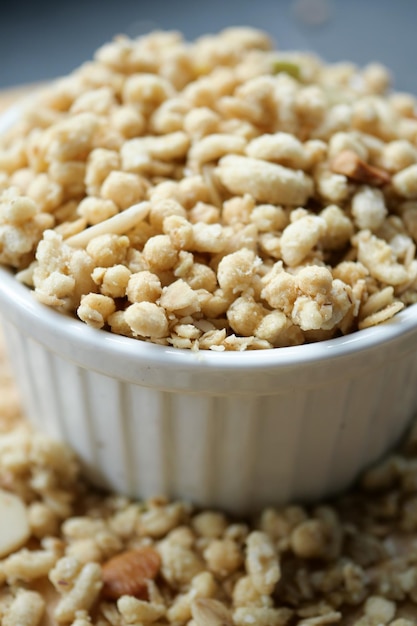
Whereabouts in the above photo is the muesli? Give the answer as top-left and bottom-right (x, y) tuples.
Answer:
(1, 27), (417, 350)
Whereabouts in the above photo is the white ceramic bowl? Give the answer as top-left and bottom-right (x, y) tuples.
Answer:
(1, 265), (417, 513)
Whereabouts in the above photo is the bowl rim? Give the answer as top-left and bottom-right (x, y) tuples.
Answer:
(1, 264), (417, 373)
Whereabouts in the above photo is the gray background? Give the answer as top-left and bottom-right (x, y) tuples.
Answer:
(1, 0), (416, 94)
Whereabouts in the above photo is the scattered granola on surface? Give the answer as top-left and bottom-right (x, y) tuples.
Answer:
(1, 27), (417, 351)
(2, 331), (417, 625)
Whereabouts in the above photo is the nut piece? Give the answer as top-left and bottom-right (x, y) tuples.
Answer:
(191, 598), (234, 626)
(101, 546), (161, 600)
(330, 149), (391, 186)
(0, 488), (30, 558)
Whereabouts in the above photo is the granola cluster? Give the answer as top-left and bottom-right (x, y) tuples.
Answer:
(1, 27), (417, 350)
(3, 395), (417, 625)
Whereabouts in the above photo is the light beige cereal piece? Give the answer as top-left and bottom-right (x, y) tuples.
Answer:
(320, 204), (354, 250)
(227, 296), (266, 336)
(68, 202), (150, 248)
(295, 271), (352, 332)
(126, 271), (162, 303)
(217, 249), (261, 293)
(233, 606), (293, 626)
(85, 148), (121, 196)
(2, 590), (45, 626)
(191, 512), (228, 538)
(48, 160), (86, 196)
(0, 207), (54, 269)
(122, 73), (175, 108)
(216, 95), (265, 126)
(290, 519), (330, 559)
(295, 84), (326, 124)
(158, 540), (205, 588)
(182, 263), (217, 292)
(92, 264), (131, 298)
(359, 301), (404, 329)
(261, 269), (298, 314)
(189, 223), (226, 254)
(28, 501), (59, 539)
(246, 132), (307, 169)
(160, 279), (201, 316)
(232, 574), (269, 608)
(351, 186), (387, 231)
(189, 202), (220, 225)
(124, 302), (168, 338)
(216, 155), (313, 205)
(328, 131), (368, 161)
(108, 310), (133, 337)
(280, 215), (326, 267)
(315, 166), (350, 204)
(121, 132), (190, 172)
(1, 189), (38, 224)
(250, 204), (288, 232)
(245, 531), (280, 595)
(100, 170), (148, 210)
(163, 215), (194, 250)
(191, 598), (234, 626)
(188, 134), (247, 170)
(70, 86), (116, 115)
(149, 198), (187, 231)
(137, 501), (186, 538)
(359, 286), (395, 319)
(203, 538), (243, 577)
(117, 595), (166, 624)
(111, 104), (146, 138)
(173, 249), (194, 278)
(380, 140), (417, 172)
(255, 310), (289, 345)
(27, 173), (63, 213)
(143, 234), (178, 271)
(364, 595), (396, 622)
(77, 197), (119, 225)
(303, 139), (327, 169)
(222, 194), (255, 226)
(65, 538), (102, 564)
(297, 612), (342, 625)
(86, 233), (129, 267)
(77, 293), (116, 329)
(167, 571), (217, 623)
(392, 164), (417, 199)
(3, 548), (58, 583)
(362, 62), (391, 94)
(0, 141), (27, 175)
(45, 112), (99, 162)
(183, 107), (220, 139)
(53, 562), (102, 623)
(150, 96), (191, 134)
(355, 230), (409, 285)
(0, 490), (30, 557)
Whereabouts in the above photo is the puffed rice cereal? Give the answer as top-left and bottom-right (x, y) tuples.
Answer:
(1, 27), (417, 350)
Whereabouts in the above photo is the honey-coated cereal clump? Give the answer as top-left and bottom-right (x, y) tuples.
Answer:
(1, 26), (417, 350)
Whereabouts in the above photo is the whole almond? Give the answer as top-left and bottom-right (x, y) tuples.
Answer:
(101, 546), (161, 600)
(191, 598), (234, 626)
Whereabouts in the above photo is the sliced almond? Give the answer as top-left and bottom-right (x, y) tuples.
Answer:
(330, 149), (391, 186)
(0, 488), (30, 557)
(191, 598), (234, 626)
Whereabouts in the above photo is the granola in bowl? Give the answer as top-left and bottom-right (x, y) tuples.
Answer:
(0, 27), (417, 351)
(1, 27), (417, 514)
